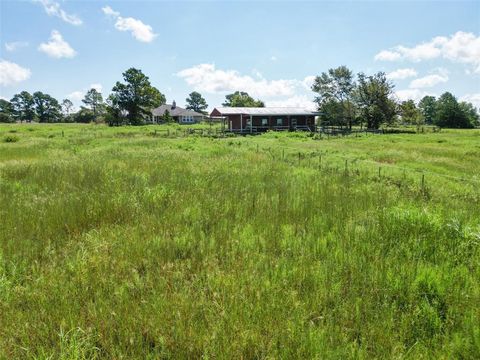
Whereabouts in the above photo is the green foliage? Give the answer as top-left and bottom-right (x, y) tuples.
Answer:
(105, 94), (126, 126)
(185, 91), (208, 114)
(313, 66), (356, 128)
(459, 101), (479, 127)
(355, 72), (397, 129)
(161, 109), (174, 123)
(419, 96), (437, 125)
(400, 100), (423, 126)
(111, 68), (166, 125)
(10, 91), (35, 122)
(32, 91), (62, 123)
(435, 92), (473, 129)
(222, 91), (264, 107)
(3, 134), (19, 142)
(61, 99), (74, 119)
(82, 88), (104, 117)
(0, 100), (14, 123)
(0, 124), (479, 358)
(73, 108), (96, 123)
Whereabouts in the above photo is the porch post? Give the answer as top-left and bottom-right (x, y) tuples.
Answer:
(240, 114), (243, 132)
(250, 115), (253, 134)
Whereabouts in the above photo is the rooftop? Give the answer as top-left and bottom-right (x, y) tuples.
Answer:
(152, 103), (204, 117)
(212, 107), (321, 116)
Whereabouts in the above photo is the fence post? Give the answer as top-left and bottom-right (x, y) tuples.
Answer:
(378, 167), (381, 178)
(345, 159), (348, 174)
(421, 173), (425, 193)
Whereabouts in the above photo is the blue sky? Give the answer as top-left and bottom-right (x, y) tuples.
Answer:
(1, 0), (479, 111)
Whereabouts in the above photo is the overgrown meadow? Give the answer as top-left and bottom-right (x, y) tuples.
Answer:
(1, 124), (479, 359)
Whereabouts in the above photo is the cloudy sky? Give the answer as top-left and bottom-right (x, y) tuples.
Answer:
(1, 0), (479, 111)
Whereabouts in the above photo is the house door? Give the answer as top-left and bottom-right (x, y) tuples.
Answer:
(291, 118), (297, 129)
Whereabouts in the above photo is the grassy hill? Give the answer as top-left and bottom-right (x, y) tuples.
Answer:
(1, 124), (479, 359)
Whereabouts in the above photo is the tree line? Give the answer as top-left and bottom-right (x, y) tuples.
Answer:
(0, 68), (211, 126)
(311, 66), (479, 129)
(1, 66), (478, 128)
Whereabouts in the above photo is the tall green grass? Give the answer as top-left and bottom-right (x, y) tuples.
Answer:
(0, 124), (479, 358)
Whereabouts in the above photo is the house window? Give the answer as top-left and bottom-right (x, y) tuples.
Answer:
(262, 118), (268, 126)
(276, 118), (283, 126)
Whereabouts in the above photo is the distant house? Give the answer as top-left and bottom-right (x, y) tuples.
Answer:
(151, 101), (204, 124)
(210, 107), (320, 132)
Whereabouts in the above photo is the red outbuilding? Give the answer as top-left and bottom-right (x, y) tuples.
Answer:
(210, 107), (320, 132)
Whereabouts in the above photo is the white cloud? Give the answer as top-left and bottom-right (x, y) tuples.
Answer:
(270, 56), (278, 61)
(38, 30), (76, 58)
(66, 83), (104, 105)
(374, 31), (480, 73)
(302, 75), (316, 90)
(266, 95), (316, 110)
(177, 63), (299, 97)
(66, 90), (84, 102)
(90, 83), (103, 93)
(409, 71), (449, 89)
(395, 89), (435, 103)
(386, 68), (418, 80)
(5, 41), (29, 52)
(460, 93), (480, 108)
(0, 60), (31, 86)
(101, 6), (119, 17)
(374, 50), (402, 61)
(102, 6), (156, 43)
(34, 0), (82, 26)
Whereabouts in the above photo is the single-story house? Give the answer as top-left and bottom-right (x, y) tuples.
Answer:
(151, 101), (204, 124)
(210, 107), (320, 132)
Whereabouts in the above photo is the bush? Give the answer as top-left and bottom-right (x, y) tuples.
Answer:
(0, 113), (15, 123)
(3, 135), (19, 143)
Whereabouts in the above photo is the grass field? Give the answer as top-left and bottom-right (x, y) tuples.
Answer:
(1, 124), (479, 359)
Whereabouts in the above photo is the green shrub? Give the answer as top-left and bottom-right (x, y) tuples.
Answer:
(3, 135), (19, 143)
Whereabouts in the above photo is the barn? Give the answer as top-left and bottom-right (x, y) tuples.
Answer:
(210, 107), (320, 132)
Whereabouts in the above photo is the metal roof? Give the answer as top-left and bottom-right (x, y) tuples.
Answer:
(152, 104), (204, 117)
(212, 107), (320, 116)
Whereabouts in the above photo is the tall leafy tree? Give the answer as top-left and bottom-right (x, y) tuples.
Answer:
(61, 99), (74, 117)
(354, 72), (397, 129)
(0, 99), (14, 123)
(32, 91), (62, 123)
(222, 91), (264, 107)
(161, 110), (174, 123)
(105, 94), (126, 126)
(73, 108), (96, 123)
(418, 96), (437, 125)
(185, 91), (208, 114)
(82, 88), (104, 116)
(434, 92), (472, 128)
(111, 68), (165, 125)
(459, 101), (479, 127)
(400, 100), (423, 126)
(10, 91), (36, 122)
(312, 66), (356, 128)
